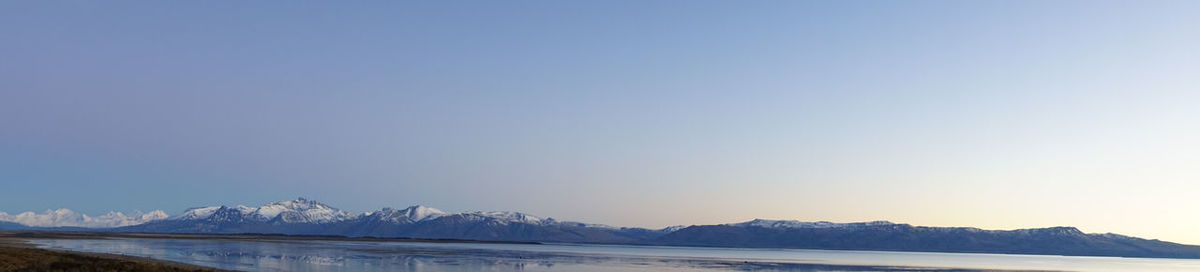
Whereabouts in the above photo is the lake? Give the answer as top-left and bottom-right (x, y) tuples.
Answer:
(30, 238), (1200, 271)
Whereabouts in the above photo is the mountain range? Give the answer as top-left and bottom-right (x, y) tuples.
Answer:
(115, 198), (664, 243)
(4, 197), (1200, 259)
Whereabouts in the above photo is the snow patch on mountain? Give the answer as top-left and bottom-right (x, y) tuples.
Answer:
(730, 219), (896, 229)
(0, 209), (168, 228)
(564, 222), (619, 229)
(367, 206), (448, 222)
(462, 211), (550, 225)
(366, 205), (447, 223)
(660, 225), (688, 232)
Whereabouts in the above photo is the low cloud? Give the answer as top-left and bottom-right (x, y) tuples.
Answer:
(0, 209), (169, 228)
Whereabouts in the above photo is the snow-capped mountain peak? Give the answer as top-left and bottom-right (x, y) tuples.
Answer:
(402, 205), (447, 221)
(254, 198), (358, 223)
(173, 198), (358, 224)
(175, 206), (221, 220)
(255, 198), (318, 218)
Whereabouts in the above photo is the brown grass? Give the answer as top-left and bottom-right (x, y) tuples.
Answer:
(0, 237), (229, 272)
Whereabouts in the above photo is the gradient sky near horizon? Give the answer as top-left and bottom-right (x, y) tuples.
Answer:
(2, 1), (1199, 243)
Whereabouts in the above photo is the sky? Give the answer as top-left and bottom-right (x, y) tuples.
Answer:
(1, 1), (1198, 244)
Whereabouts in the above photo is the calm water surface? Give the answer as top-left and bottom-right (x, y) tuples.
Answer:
(30, 238), (1200, 272)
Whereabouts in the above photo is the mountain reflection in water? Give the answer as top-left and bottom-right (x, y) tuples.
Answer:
(31, 238), (1200, 272)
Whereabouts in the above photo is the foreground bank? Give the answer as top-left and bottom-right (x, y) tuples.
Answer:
(0, 233), (226, 272)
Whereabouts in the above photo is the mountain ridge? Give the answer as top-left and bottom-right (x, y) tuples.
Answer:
(3, 197), (1199, 259)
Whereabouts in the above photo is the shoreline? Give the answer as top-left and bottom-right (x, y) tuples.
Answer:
(2, 230), (1078, 272)
(0, 235), (229, 272)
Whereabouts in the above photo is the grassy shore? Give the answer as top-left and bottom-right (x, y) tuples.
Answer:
(0, 236), (228, 272)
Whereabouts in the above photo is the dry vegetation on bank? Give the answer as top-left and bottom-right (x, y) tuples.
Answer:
(0, 231), (228, 272)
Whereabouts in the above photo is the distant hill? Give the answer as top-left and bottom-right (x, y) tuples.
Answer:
(0, 221), (31, 230)
(651, 220), (1200, 258)
(7, 198), (1200, 259)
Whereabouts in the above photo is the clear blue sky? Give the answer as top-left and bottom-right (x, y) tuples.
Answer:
(2, 1), (1199, 243)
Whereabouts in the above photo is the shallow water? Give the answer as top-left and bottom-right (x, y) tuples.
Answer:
(30, 238), (1200, 272)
